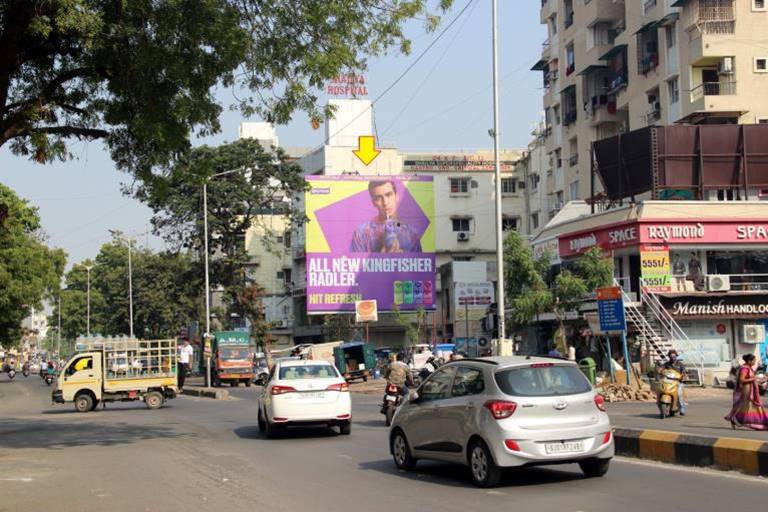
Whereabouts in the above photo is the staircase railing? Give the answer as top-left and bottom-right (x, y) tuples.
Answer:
(613, 280), (670, 363)
(641, 287), (706, 383)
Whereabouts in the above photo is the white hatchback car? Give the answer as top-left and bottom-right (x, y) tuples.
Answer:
(258, 359), (352, 437)
(389, 357), (614, 487)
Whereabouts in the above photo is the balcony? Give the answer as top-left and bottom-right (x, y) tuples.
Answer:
(582, 0), (625, 30)
(607, 73), (628, 94)
(694, 0), (735, 35)
(586, 96), (621, 126)
(645, 107), (662, 125)
(563, 110), (577, 126)
(541, 38), (551, 59)
(690, 80), (736, 102)
(565, 63), (575, 76)
(638, 53), (659, 75)
(568, 154), (578, 167)
(564, 11), (574, 29)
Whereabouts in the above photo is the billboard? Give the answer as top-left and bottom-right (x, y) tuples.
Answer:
(305, 176), (435, 313)
(454, 282), (494, 321)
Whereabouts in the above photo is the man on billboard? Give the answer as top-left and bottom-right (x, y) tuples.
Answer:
(349, 180), (422, 253)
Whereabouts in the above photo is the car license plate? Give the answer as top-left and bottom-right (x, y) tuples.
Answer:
(545, 441), (583, 454)
(385, 395), (397, 402)
(299, 392), (325, 399)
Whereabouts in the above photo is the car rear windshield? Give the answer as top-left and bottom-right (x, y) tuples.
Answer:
(494, 365), (591, 397)
(279, 365), (338, 380)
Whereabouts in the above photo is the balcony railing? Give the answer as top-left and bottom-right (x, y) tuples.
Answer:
(646, 108), (661, 124)
(690, 81), (737, 101)
(568, 154), (578, 166)
(638, 53), (659, 74)
(563, 110), (577, 126)
(696, 0), (735, 34)
(607, 73), (628, 94)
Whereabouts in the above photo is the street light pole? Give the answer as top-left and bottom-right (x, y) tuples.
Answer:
(491, 0), (506, 343)
(203, 180), (212, 388)
(127, 238), (134, 338)
(57, 294), (62, 356)
(83, 264), (93, 336)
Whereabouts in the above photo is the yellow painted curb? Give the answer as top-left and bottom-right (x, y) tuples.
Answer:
(713, 438), (763, 475)
(638, 430), (679, 463)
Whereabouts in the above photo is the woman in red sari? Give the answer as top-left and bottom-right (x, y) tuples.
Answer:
(725, 354), (768, 430)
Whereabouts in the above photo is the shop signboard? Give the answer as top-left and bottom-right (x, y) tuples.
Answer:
(640, 245), (671, 292)
(304, 175), (435, 313)
(658, 294), (768, 319)
(597, 286), (626, 333)
(455, 282), (494, 321)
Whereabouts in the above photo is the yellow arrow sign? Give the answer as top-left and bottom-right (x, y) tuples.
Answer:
(353, 135), (381, 166)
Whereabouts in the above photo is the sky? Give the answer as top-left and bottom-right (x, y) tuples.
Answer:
(0, 1), (545, 266)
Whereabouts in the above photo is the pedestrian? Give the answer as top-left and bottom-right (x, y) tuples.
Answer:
(178, 338), (194, 391)
(725, 354), (768, 430)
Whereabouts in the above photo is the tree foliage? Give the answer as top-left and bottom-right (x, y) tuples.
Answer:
(230, 282), (273, 367)
(0, 183), (66, 344)
(1, 0), (453, 174)
(504, 231), (613, 334)
(136, 137), (307, 291)
(392, 305), (426, 346)
(51, 236), (201, 339)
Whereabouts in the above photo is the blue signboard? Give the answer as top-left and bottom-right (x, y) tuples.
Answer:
(597, 287), (626, 333)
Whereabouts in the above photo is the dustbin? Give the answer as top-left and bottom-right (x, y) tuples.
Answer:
(578, 357), (597, 385)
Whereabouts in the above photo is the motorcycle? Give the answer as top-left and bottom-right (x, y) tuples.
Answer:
(22, 363), (30, 378)
(382, 383), (405, 427)
(44, 368), (56, 386)
(656, 367), (682, 419)
(7, 368), (16, 380)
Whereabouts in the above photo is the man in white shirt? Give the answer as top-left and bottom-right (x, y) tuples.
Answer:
(178, 339), (194, 390)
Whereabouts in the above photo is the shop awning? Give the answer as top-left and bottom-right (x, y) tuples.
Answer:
(671, 0), (688, 6)
(659, 12), (680, 26)
(635, 20), (661, 34)
(531, 59), (548, 71)
(599, 44), (627, 61)
(577, 64), (608, 76)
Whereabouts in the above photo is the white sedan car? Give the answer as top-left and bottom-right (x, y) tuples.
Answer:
(258, 359), (352, 437)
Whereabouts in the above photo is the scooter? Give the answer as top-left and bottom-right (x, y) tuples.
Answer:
(381, 383), (405, 427)
(44, 368), (56, 386)
(656, 366), (682, 419)
(7, 368), (16, 380)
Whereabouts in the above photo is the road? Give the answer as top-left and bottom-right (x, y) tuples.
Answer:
(1, 377), (766, 512)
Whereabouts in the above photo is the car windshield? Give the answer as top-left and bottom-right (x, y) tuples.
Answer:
(494, 365), (591, 397)
(279, 365), (338, 380)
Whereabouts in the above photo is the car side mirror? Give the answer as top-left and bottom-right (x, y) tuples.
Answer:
(408, 390), (420, 403)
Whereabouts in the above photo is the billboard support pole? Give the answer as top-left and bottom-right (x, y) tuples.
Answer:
(365, 322), (369, 343)
(465, 302), (470, 343)
(621, 332), (632, 386)
(491, 0), (506, 343)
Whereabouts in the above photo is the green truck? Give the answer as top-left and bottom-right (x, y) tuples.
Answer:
(333, 341), (376, 382)
(211, 331), (255, 387)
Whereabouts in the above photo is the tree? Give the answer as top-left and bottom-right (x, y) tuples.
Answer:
(504, 231), (613, 348)
(323, 314), (355, 343)
(0, 183), (65, 344)
(1, 1), (453, 174)
(51, 237), (201, 339)
(230, 282), (274, 368)
(391, 305), (426, 347)
(136, 138), (307, 291)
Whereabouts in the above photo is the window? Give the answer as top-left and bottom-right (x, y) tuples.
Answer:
(283, 230), (292, 248)
(715, 188), (742, 201)
(451, 367), (485, 397)
(279, 364), (339, 380)
(283, 269), (292, 286)
(501, 178), (516, 194)
(420, 366), (457, 402)
(553, 105), (561, 125)
(554, 148), (562, 169)
(450, 177), (470, 194)
(550, 13), (558, 35)
(758, 117), (768, 124)
(556, 191), (564, 207)
(452, 218), (472, 232)
(665, 24), (677, 49)
(530, 173), (540, 190)
(565, 44), (575, 75)
(494, 365), (592, 397)
(502, 217), (518, 232)
(754, 0), (767, 10)
(531, 213), (539, 230)
(66, 356), (93, 376)
(562, 86), (577, 124)
(668, 78), (680, 103)
(569, 181), (579, 200)
(276, 271), (285, 280)
(754, 57), (768, 73)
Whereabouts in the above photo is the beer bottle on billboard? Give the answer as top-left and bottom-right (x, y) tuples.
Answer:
(393, 281), (404, 305)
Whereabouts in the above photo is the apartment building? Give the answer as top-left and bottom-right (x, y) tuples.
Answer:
(534, 0), (768, 212)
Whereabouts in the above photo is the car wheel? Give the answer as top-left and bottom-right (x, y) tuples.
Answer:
(385, 405), (395, 427)
(74, 393), (93, 413)
(579, 458), (611, 478)
(245, 380), (252, 387)
(468, 439), (502, 488)
(391, 430), (416, 470)
(145, 391), (164, 410)
(339, 421), (351, 435)
(264, 416), (283, 439)
(257, 408), (266, 433)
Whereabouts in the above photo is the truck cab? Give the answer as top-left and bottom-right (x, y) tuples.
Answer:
(211, 331), (255, 387)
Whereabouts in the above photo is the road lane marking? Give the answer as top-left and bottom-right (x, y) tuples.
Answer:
(0, 478), (33, 482)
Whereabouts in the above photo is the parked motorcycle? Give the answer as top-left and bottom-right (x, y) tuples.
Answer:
(656, 366), (682, 419)
(382, 383), (405, 427)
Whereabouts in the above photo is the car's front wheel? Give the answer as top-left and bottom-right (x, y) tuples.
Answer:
(468, 439), (502, 488)
(391, 430), (417, 470)
(579, 458), (611, 478)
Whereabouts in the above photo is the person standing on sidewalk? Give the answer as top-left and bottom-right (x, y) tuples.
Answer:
(726, 354), (768, 430)
(178, 339), (194, 391)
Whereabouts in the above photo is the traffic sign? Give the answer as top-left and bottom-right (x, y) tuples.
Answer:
(597, 286), (626, 333)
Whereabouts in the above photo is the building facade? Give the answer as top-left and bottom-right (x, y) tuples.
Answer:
(534, 0), (768, 206)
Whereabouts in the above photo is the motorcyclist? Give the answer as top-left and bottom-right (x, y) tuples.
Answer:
(660, 350), (686, 416)
(381, 353), (414, 412)
(40, 359), (48, 378)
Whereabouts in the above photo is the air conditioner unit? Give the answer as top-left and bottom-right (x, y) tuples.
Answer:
(719, 57), (734, 75)
(707, 274), (730, 292)
(457, 231), (470, 242)
(743, 324), (765, 344)
(276, 319), (289, 328)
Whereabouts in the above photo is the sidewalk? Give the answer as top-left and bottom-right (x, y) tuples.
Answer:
(607, 387), (768, 441)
